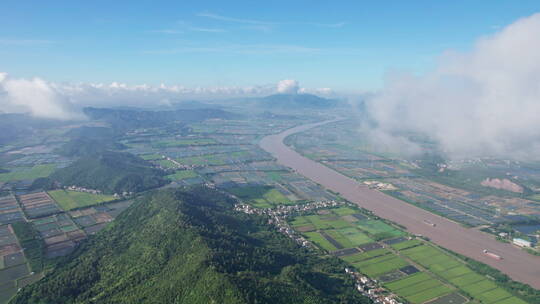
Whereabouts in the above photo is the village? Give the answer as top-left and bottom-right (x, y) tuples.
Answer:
(234, 200), (404, 304)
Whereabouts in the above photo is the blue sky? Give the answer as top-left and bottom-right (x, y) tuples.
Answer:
(1, 1), (539, 92)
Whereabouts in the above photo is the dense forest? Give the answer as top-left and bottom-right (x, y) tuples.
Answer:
(44, 151), (167, 194)
(56, 126), (126, 157)
(11, 187), (369, 304)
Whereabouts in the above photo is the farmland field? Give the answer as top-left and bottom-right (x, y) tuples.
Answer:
(0, 164), (56, 182)
(390, 239), (422, 250)
(356, 219), (405, 240)
(394, 242), (527, 304)
(0, 264), (29, 285)
(287, 201), (532, 304)
(156, 159), (177, 168)
(331, 207), (358, 216)
(48, 190), (116, 211)
(304, 231), (337, 251)
(0, 281), (17, 304)
(177, 154), (226, 166)
(153, 138), (217, 148)
(166, 170), (198, 181)
(385, 272), (453, 304)
(140, 154), (162, 160)
(353, 255), (408, 277)
(341, 248), (390, 263)
(227, 186), (293, 208)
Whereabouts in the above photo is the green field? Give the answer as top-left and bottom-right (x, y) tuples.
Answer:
(0, 164), (56, 182)
(140, 154), (162, 160)
(356, 219), (405, 240)
(48, 190), (116, 211)
(396, 243), (527, 303)
(177, 154), (226, 166)
(153, 138), (217, 148)
(353, 255), (408, 277)
(265, 172), (284, 182)
(227, 186), (292, 208)
(289, 204), (531, 304)
(400, 245), (464, 274)
(291, 209), (397, 253)
(304, 231), (337, 251)
(337, 227), (373, 246)
(290, 216), (310, 227)
(406, 285), (453, 304)
(166, 170), (198, 181)
(156, 159), (177, 168)
(325, 230), (354, 248)
(390, 239), (422, 250)
(342, 248), (391, 264)
(384, 272), (453, 304)
(331, 207), (358, 216)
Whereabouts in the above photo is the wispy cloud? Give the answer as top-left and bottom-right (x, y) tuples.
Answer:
(188, 27), (227, 33)
(149, 21), (226, 35)
(146, 29), (183, 34)
(306, 21), (345, 28)
(143, 43), (320, 55)
(197, 12), (272, 25)
(0, 39), (54, 46)
(197, 12), (345, 29)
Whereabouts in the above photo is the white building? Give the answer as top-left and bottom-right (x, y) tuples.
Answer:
(513, 238), (532, 247)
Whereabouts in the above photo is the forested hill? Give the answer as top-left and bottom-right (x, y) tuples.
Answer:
(11, 187), (369, 304)
(48, 151), (167, 194)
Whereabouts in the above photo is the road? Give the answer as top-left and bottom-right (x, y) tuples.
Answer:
(259, 120), (540, 289)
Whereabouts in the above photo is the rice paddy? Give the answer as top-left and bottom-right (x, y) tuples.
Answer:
(48, 190), (116, 211)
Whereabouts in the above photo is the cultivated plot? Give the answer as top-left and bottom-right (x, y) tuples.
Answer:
(48, 190), (116, 211)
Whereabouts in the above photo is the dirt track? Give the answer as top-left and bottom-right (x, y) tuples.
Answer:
(259, 120), (540, 289)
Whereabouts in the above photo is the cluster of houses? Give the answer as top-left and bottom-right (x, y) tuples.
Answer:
(65, 185), (135, 199)
(234, 200), (404, 303)
(65, 185), (102, 194)
(113, 191), (133, 198)
(363, 181), (397, 191)
(234, 200), (343, 248)
(496, 231), (538, 250)
(234, 199), (342, 218)
(345, 268), (403, 304)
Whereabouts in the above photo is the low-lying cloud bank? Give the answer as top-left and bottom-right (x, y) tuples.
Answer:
(0, 74), (333, 120)
(366, 13), (540, 160)
(0, 73), (84, 120)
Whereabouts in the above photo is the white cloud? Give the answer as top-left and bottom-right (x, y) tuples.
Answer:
(0, 74), (83, 120)
(277, 79), (299, 94)
(0, 74), (333, 119)
(366, 13), (540, 160)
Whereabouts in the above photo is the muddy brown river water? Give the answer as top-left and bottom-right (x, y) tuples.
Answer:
(259, 120), (540, 289)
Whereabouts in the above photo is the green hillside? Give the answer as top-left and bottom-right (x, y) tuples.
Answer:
(47, 151), (167, 194)
(11, 187), (368, 304)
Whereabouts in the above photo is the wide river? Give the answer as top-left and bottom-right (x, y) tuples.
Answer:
(259, 120), (540, 289)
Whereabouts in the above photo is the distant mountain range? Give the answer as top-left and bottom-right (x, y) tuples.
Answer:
(229, 93), (343, 110)
(258, 93), (342, 109)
